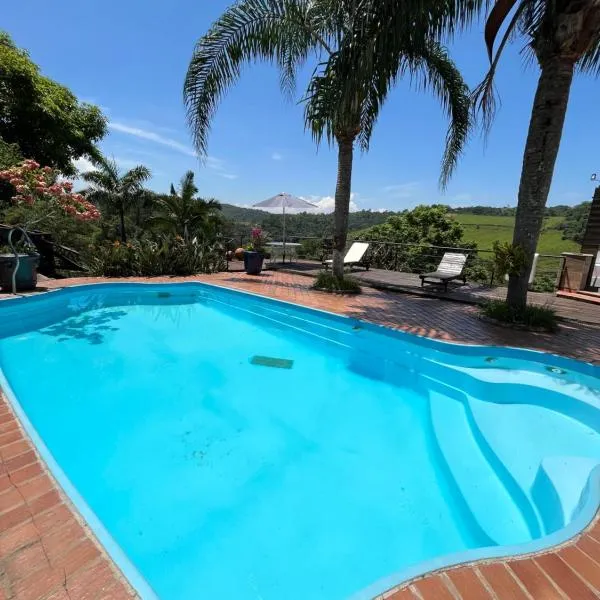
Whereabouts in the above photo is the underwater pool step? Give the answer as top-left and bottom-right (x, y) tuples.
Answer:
(532, 456), (599, 535)
(429, 390), (533, 547)
(469, 395), (600, 537)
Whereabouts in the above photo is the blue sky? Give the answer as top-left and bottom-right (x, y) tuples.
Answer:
(4, 1), (598, 212)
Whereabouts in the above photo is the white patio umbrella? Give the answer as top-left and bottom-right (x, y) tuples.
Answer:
(253, 193), (318, 262)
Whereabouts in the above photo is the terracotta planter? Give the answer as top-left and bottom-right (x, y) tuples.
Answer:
(243, 251), (264, 275)
(0, 253), (40, 292)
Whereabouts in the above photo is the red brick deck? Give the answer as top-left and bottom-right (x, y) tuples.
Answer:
(1, 272), (600, 599)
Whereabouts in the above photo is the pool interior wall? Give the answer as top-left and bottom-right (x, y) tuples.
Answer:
(0, 283), (599, 600)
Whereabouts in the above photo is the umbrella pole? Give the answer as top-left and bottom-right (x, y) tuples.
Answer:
(282, 204), (286, 264)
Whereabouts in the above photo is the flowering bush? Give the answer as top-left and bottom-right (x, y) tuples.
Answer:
(0, 159), (100, 222)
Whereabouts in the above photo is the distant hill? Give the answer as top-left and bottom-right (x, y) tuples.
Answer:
(221, 203), (393, 241)
(221, 201), (590, 253)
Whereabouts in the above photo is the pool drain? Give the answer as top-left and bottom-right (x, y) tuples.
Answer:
(250, 355), (294, 369)
(546, 366), (567, 375)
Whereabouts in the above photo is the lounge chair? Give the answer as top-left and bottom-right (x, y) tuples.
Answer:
(323, 242), (370, 271)
(419, 252), (467, 292)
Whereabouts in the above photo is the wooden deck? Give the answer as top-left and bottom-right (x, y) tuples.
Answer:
(263, 260), (600, 325)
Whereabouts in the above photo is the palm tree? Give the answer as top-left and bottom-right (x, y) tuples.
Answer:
(148, 170), (221, 241)
(83, 158), (151, 242)
(184, 0), (472, 278)
(472, 0), (600, 309)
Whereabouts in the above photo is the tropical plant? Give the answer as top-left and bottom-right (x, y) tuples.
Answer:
(82, 157), (151, 243)
(184, 0), (472, 278)
(492, 241), (527, 279)
(148, 170), (221, 241)
(89, 235), (226, 277)
(472, 0), (600, 309)
(0, 32), (106, 175)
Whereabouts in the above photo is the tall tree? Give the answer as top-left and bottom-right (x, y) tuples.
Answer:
(82, 158), (151, 243)
(148, 170), (221, 241)
(475, 0), (600, 308)
(184, 0), (471, 277)
(0, 32), (106, 175)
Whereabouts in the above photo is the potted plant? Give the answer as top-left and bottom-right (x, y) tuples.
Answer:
(0, 238), (40, 292)
(244, 227), (267, 275)
(0, 159), (100, 292)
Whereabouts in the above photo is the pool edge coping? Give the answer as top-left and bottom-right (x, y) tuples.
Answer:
(1, 278), (600, 599)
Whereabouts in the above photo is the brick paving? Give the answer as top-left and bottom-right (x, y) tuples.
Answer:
(1, 271), (600, 599)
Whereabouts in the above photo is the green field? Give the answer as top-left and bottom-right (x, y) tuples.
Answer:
(451, 214), (579, 255)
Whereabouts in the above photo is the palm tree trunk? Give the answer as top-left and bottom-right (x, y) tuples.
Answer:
(507, 54), (575, 309)
(119, 204), (127, 243)
(332, 134), (355, 278)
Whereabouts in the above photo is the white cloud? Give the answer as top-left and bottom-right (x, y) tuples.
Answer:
(271, 152), (283, 161)
(205, 155), (238, 179)
(383, 182), (420, 199)
(108, 120), (238, 179)
(108, 121), (197, 157)
(72, 157), (95, 174)
(300, 193), (359, 214)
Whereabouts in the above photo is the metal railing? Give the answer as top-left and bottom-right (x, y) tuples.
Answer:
(227, 233), (565, 292)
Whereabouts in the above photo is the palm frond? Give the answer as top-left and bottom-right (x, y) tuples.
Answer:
(179, 170), (198, 202)
(485, 0), (519, 61)
(405, 41), (472, 188)
(473, 0), (528, 132)
(184, 0), (319, 156)
(579, 41), (600, 75)
(122, 165), (151, 189)
(81, 170), (116, 191)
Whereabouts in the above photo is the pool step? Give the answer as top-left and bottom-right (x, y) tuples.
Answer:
(532, 456), (599, 535)
(428, 387), (533, 547)
(469, 396), (600, 537)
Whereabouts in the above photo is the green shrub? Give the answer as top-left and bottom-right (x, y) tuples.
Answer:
(297, 238), (323, 260)
(492, 241), (527, 277)
(530, 273), (557, 293)
(313, 271), (361, 294)
(465, 259), (495, 285)
(89, 236), (226, 277)
(481, 299), (559, 332)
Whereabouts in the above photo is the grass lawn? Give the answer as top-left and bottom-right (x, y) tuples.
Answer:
(450, 214), (579, 255)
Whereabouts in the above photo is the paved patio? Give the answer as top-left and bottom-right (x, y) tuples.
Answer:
(1, 271), (600, 600)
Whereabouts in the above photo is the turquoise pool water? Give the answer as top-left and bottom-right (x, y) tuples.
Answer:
(1, 283), (599, 600)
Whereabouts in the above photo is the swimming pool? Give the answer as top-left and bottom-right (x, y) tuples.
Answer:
(0, 282), (599, 599)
